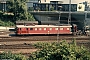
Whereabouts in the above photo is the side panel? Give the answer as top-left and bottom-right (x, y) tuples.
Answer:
(59, 27), (72, 34)
(20, 28), (27, 34)
(28, 27), (72, 34)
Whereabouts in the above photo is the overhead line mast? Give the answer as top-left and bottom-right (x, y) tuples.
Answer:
(68, 0), (71, 24)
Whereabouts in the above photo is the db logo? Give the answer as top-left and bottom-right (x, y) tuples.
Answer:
(78, 6), (82, 9)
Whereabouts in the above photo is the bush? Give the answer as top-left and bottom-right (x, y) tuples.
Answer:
(0, 52), (28, 60)
(29, 40), (90, 60)
(0, 40), (90, 60)
(50, 7), (54, 11)
(0, 20), (15, 27)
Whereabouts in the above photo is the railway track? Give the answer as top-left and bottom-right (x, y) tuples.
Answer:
(0, 44), (35, 49)
(0, 35), (90, 42)
(0, 41), (90, 50)
(0, 31), (90, 57)
(0, 35), (90, 47)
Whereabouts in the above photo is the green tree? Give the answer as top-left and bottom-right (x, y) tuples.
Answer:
(7, 0), (35, 21)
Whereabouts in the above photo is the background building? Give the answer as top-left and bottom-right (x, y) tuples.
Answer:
(27, 0), (90, 11)
(0, 0), (89, 12)
(0, 0), (7, 12)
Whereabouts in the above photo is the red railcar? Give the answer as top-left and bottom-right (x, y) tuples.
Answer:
(15, 24), (76, 35)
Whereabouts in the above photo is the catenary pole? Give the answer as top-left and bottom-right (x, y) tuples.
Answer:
(68, 0), (71, 24)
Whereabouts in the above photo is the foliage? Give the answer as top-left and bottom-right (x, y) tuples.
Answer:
(0, 20), (15, 27)
(0, 40), (90, 60)
(46, 7), (48, 11)
(0, 0), (35, 26)
(0, 51), (27, 60)
(28, 7), (34, 11)
(50, 6), (54, 11)
(28, 13), (35, 21)
(7, 0), (28, 20)
(7, 0), (35, 21)
(29, 40), (90, 60)
(0, 11), (3, 19)
(0, 13), (15, 27)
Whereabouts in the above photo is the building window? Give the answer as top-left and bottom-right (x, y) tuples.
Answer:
(44, 28), (46, 30)
(35, 28), (37, 31)
(60, 28), (63, 30)
(55, 28), (58, 30)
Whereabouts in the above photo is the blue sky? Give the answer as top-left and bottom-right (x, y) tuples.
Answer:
(62, 0), (90, 4)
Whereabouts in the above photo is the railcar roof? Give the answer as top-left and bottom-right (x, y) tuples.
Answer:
(16, 21), (38, 23)
(41, 21), (59, 24)
(16, 25), (72, 28)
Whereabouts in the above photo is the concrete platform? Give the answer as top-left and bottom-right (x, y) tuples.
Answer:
(0, 34), (11, 38)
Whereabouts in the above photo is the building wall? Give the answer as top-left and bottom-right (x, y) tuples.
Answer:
(27, 0), (38, 7)
(40, 0), (50, 3)
(50, 0), (63, 1)
(32, 11), (90, 30)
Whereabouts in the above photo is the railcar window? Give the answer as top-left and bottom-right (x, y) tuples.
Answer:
(44, 28), (46, 30)
(60, 28), (63, 30)
(55, 28), (58, 30)
(67, 28), (69, 30)
(35, 28), (37, 30)
(39, 28), (42, 30)
(26, 28), (28, 30)
(30, 28), (33, 30)
(50, 28), (52, 30)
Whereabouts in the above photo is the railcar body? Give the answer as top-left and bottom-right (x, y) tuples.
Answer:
(15, 24), (74, 35)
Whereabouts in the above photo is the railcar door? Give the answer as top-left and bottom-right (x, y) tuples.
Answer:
(16, 27), (20, 35)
